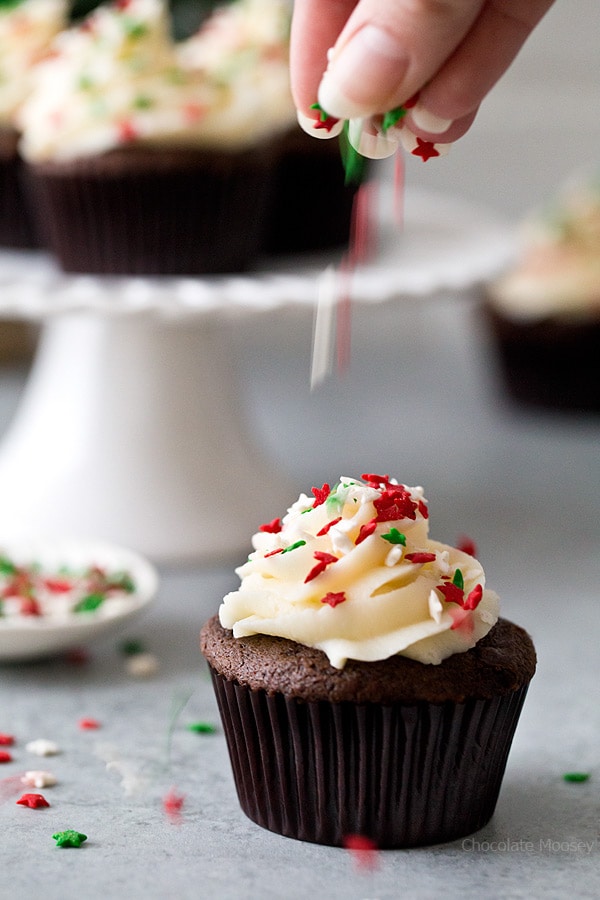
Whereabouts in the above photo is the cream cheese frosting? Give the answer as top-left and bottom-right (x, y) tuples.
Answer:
(18, 0), (296, 162)
(489, 171), (600, 321)
(219, 475), (499, 668)
(0, 0), (67, 125)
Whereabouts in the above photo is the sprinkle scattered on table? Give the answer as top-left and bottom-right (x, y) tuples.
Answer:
(0, 751), (12, 763)
(0, 734), (15, 746)
(52, 830), (88, 848)
(125, 651), (159, 678)
(78, 718), (101, 730)
(120, 638), (146, 656)
(21, 770), (57, 788)
(187, 722), (217, 735)
(17, 792), (50, 809)
(25, 739), (60, 757)
(163, 788), (185, 816)
(563, 772), (591, 783)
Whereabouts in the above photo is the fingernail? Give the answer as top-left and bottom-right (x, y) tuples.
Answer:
(348, 119), (398, 159)
(318, 25), (408, 120)
(410, 104), (453, 134)
(400, 128), (451, 159)
(297, 109), (344, 139)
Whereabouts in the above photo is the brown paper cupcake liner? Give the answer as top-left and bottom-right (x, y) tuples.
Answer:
(25, 146), (275, 275)
(0, 134), (40, 249)
(482, 303), (600, 413)
(209, 666), (529, 848)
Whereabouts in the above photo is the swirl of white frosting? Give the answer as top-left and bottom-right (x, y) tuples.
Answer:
(489, 171), (600, 320)
(219, 475), (499, 668)
(18, 0), (296, 162)
(0, 0), (67, 125)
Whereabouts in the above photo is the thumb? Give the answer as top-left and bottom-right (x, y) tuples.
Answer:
(316, 0), (483, 120)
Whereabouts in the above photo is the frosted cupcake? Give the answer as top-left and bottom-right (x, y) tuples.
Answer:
(0, 0), (67, 248)
(17, 0), (279, 274)
(484, 170), (600, 412)
(201, 474), (536, 848)
(179, 0), (361, 256)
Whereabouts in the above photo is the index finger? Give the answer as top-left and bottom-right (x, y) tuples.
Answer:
(290, 0), (358, 116)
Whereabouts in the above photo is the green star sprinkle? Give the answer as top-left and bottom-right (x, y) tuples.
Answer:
(120, 638), (145, 656)
(563, 772), (591, 783)
(187, 722), (217, 735)
(381, 528), (406, 545)
(52, 830), (88, 848)
(309, 101), (329, 123)
(73, 593), (105, 613)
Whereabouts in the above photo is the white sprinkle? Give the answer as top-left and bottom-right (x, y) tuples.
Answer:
(428, 589), (443, 624)
(25, 739), (60, 757)
(21, 770), (57, 788)
(310, 265), (338, 389)
(126, 652), (159, 678)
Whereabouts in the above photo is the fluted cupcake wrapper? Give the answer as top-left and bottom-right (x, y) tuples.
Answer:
(0, 149), (40, 250)
(209, 666), (529, 848)
(25, 147), (275, 276)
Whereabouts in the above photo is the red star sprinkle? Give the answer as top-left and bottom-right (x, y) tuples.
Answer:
(78, 718), (101, 730)
(163, 788), (185, 822)
(43, 577), (73, 593)
(311, 484), (331, 507)
(19, 597), (42, 616)
(361, 473), (393, 488)
(0, 751), (13, 763)
(304, 551), (339, 583)
(456, 535), (477, 557)
(16, 793), (50, 809)
(412, 137), (440, 161)
(343, 834), (379, 870)
(313, 115), (340, 133)
(259, 518), (282, 534)
(355, 519), (377, 545)
(405, 552), (436, 564)
(0, 734), (14, 746)
(316, 517), (342, 536)
(436, 582), (465, 606)
(373, 489), (417, 522)
(320, 591), (347, 608)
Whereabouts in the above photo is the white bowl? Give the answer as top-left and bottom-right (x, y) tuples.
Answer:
(0, 538), (158, 662)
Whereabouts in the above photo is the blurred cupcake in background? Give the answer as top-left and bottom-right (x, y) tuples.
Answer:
(17, 0), (283, 275)
(483, 169), (600, 413)
(179, 0), (361, 257)
(0, 0), (67, 248)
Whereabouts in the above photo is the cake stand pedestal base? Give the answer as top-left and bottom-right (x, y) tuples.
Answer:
(0, 313), (292, 564)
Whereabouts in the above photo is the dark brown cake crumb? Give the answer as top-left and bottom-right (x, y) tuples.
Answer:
(200, 616), (536, 705)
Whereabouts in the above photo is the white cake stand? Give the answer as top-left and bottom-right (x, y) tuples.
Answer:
(0, 188), (515, 564)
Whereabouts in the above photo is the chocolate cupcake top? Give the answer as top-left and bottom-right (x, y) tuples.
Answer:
(0, 0), (67, 126)
(219, 475), (499, 669)
(18, 0), (296, 162)
(201, 615), (536, 704)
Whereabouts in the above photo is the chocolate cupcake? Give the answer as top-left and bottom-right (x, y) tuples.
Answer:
(201, 474), (536, 848)
(483, 170), (600, 413)
(17, 0), (282, 275)
(0, 0), (67, 248)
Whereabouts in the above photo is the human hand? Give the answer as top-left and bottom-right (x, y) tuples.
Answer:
(290, 0), (555, 156)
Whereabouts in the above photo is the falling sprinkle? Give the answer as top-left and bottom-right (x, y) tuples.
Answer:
(343, 833), (379, 871)
(310, 265), (338, 389)
(456, 535), (477, 557)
